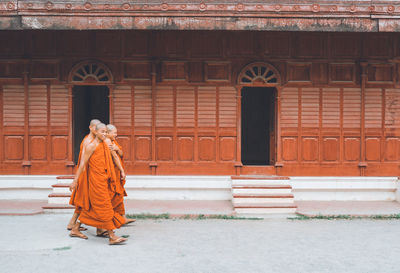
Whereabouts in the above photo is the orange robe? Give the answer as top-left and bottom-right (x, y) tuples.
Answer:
(111, 140), (127, 215)
(69, 135), (91, 214)
(78, 141), (126, 230)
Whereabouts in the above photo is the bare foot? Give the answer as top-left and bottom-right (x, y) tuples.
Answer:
(109, 236), (127, 245)
(124, 218), (136, 225)
(69, 222), (88, 240)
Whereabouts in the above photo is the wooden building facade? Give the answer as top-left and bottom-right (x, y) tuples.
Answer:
(0, 30), (399, 176)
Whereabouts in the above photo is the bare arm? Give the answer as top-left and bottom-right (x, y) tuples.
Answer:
(105, 139), (126, 180)
(69, 143), (96, 191)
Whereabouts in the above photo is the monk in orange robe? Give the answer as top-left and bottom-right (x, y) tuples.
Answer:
(105, 124), (135, 224)
(69, 123), (127, 245)
(67, 119), (100, 231)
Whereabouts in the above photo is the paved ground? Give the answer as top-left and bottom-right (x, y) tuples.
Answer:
(3, 200), (400, 217)
(1, 214), (400, 273)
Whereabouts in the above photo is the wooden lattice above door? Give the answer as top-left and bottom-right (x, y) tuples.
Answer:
(69, 61), (113, 84)
(238, 62), (281, 86)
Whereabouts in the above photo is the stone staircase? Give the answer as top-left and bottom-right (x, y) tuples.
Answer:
(42, 175), (74, 213)
(231, 176), (297, 218)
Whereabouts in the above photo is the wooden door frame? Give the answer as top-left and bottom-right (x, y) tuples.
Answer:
(66, 60), (114, 170)
(236, 62), (282, 175)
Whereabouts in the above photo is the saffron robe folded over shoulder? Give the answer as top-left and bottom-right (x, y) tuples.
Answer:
(69, 135), (90, 214)
(111, 140), (127, 215)
(79, 142), (126, 230)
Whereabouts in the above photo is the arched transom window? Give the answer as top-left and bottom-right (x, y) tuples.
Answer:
(69, 61), (113, 84)
(238, 62), (281, 86)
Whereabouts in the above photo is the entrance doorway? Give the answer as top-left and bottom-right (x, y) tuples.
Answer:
(72, 85), (109, 164)
(241, 87), (275, 165)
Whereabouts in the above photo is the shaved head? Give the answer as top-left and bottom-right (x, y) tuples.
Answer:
(106, 124), (117, 132)
(96, 123), (106, 131)
(90, 119), (101, 127)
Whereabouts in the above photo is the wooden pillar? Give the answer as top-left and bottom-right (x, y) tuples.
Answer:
(22, 71), (31, 174)
(130, 85), (135, 172)
(359, 62), (368, 175)
(234, 85), (242, 175)
(0, 85), (3, 163)
(149, 63), (158, 174)
(275, 86), (283, 175)
(108, 85), (114, 124)
(46, 83), (51, 168)
(194, 86), (199, 163)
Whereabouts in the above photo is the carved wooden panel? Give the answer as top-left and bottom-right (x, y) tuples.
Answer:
(228, 31), (254, 56)
(95, 31), (121, 56)
(198, 86), (216, 127)
(29, 85), (47, 127)
(294, 33), (325, 58)
(113, 86), (131, 126)
(30, 136), (47, 160)
(124, 31), (149, 57)
(135, 136), (151, 161)
(288, 63), (311, 82)
(302, 137), (318, 161)
(60, 32), (90, 56)
(52, 136), (68, 160)
(4, 136), (23, 160)
(322, 137), (339, 161)
(0, 62), (24, 78)
(365, 89), (382, 128)
(301, 88), (319, 128)
(281, 88), (298, 128)
(264, 32), (290, 57)
(385, 137), (400, 161)
(161, 62), (187, 81)
(219, 87), (236, 128)
(156, 86), (173, 127)
(322, 88), (340, 128)
(188, 62), (203, 82)
(30, 62), (58, 79)
(0, 31), (24, 57)
(160, 31), (186, 57)
(219, 137), (235, 161)
(329, 63), (356, 83)
(156, 136), (172, 161)
(282, 137), (298, 161)
(365, 137), (381, 161)
(367, 64), (394, 83)
(30, 31), (56, 56)
(3, 85), (24, 127)
(344, 137), (360, 161)
(176, 86), (195, 128)
(205, 62), (230, 82)
(116, 136), (131, 161)
(330, 34), (360, 58)
(343, 88), (361, 128)
(385, 89), (400, 129)
(191, 31), (222, 57)
(199, 137), (215, 161)
(50, 85), (68, 127)
(123, 62), (151, 80)
(363, 34), (392, 58)
(177, 137), (194, 161)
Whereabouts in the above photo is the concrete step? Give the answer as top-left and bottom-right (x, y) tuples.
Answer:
(231, 176), (290, 186)
(52, 183), (71, 194)
(234, 203), (297, 215)
(48, 193), (71, 204)
(42, 203), (75, 214)
(233, 197), (295, 204)
(232, 185), (292, 194)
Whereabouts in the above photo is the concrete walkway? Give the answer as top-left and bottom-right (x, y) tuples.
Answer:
(2, 200), (400, 217)
(1, 214), (400, 273)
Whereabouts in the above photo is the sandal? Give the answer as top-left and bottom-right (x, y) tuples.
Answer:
(69, 232), (88, 240)
(67, 226), (87, 231)
(109, 237), (127, 245)
(96, 230), (109, 238)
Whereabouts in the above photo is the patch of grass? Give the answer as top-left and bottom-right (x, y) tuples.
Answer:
(121, 235), (130, 238)
(289, 214), (400, 220)
(53, 246), (71, 251)
(126, 213), (170, 219)
(194, 214), (262, 220)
